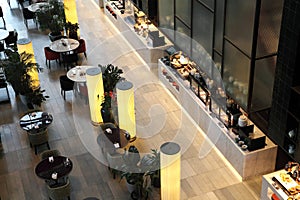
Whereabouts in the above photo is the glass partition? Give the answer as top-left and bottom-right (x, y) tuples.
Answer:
(158, 0), (174, 40)
(175, 0), (192, 27)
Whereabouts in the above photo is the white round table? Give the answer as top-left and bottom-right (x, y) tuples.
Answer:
(49, 38), (79, 53)
(67, 66), (95, 82)
(27, 2), (49, 12)
(0, 29), (9, 40)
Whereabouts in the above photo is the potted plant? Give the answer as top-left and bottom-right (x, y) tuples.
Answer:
(0, 49), (49, 108)
(36, 0), (66, 41)
(121, 146), (152, 200)
(65, 21), (79, 40)
(98, 64), (124, 123)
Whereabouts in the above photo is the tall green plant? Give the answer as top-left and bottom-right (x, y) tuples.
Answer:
(0, 49), (49, 107)
(98, 64), (124, 93)
(36, 0), (66, 33)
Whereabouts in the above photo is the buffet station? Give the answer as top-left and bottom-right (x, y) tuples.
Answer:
(103, 0), (172, 69)
(158, 50), (278, 180)
(261, 162), (300, 200)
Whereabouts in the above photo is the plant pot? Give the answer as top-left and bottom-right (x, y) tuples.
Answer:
(48, 32), (63, 42)
(101, 108), (114, 123)
(126, 179), (136, 195)
(68, 31), (78, 40)
(19, 94), (34, 109)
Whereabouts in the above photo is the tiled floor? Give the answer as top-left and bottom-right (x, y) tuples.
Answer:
(0, 0), (263, 199)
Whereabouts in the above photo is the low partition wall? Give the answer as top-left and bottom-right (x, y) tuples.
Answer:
(158, 59), (278, 180)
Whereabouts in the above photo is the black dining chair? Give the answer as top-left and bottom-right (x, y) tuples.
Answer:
(4, 30), (18, 49)
(61, 53), (78, 70)
(59, 75), (74, 100)
(22, 7), (37, 28)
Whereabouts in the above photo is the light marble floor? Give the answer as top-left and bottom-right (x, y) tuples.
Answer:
(0, 0), (263, 199)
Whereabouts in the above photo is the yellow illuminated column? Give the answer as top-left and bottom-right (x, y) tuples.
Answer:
(86, 67), (104, 125)
(17, 38), (39, 90)
(116, 81), (136, 141)
(64, 0), (80, 35)
(160, 142), (181, 200)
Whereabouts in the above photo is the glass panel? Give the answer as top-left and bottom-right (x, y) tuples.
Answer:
(214, 0), (225, 52)
(198, 0), (214, 10)
(256, 0), (283, 57)
(175, 0), (191, 27)
(158, 0), (174, 40)
(213, 51), (222, 73)
(175, 18), (191, 55)
(223, 40), (250, 109)
(192, 0), (213, 56)
(250, 56), (276, 111)
(225, 0), (256, 56)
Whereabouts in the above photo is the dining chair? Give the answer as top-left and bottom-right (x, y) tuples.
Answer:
(75, 38), (87, 59)
(44, 47), (60, 69)
(100, 122), (117, 131)
(22, 7), (37, 28)
(40, 149), (61, 160)
(27, 129), (50, 155)
(47, 179), (71, 200)
(61, 53), (78, 70)
(106, 151), (124, 179)
(0, 6), (6, 29)
(59, 75), (74, 100)
(0, 75), (10, 102)
(4, 29), (18, 49)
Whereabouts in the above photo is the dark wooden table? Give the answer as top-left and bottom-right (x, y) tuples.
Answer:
(35, 156), (73, 186)
(19, 111), (53, 132)
(97, 128), (130, 149)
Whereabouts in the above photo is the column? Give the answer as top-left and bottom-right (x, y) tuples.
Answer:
(86, 67), (104, 125)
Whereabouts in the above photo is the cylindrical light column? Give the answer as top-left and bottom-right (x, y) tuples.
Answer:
(17, 38), (39, 89)
(160, 142), (181, 200)
(86, 67), (104, 125)
(116, 81), (136, 141)
(64, 0), (80, 36)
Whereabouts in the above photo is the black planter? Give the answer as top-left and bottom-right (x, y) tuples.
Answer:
(68, 31), (78, 40)
(101, 108), (114, 123)
(48, 32), (63, 42)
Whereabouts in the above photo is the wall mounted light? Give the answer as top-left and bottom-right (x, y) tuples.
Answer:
(86, 67), (104, 125)
(160, 142), (181, 200)
(116, 80), (136, 141)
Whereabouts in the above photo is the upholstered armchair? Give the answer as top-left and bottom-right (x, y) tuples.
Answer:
(47, 179), (71, 200)
(27, 129), (50, 155)
(40, 149), (61, 160)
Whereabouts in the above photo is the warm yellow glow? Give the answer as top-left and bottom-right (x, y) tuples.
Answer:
(116, 81), (136, 139)
(64, 0), (80, 36)
(160, 142), (181, 200)
(86, 67), (104, 124)
(17, 38), (40, 89)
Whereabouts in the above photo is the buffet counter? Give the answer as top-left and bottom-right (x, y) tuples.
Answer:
(158, 59), (278, 180)
(103, 1), (172, 69)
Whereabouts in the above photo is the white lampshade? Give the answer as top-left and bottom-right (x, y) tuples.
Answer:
(17, 38), (39, 90)
(86, 67), (104, 125)
(160, 142), (181, 200)
(116, 81), (136, 141)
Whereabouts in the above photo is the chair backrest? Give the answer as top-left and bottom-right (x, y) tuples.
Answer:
(27, 129), (48, 146)
(59, 75), (74, 91)
(101, 122), (117, 130)
(40, 149), (61, 160)
(44, 47), (60, 60)
(22, 8), (35, 19)
(77, 39), (86, 53)
(106, 152), (124, 170)
(5, 30), (18, 47)
(0, 6), (3, 18)
(47, 179), (71, 200)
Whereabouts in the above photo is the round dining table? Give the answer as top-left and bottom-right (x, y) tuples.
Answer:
(66, 65), (95, 82)
(49, 38), (79, 53)
(19, 111), (53, 132)
(35, 156), (73, 185)
(0, 29), (9, 41)
(27, 2), (49, 12)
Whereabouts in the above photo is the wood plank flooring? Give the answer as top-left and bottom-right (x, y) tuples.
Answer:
(0, 0), (263, 199)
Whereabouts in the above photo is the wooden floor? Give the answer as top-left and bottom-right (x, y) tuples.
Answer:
(0, 0), (263, 199)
